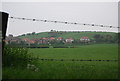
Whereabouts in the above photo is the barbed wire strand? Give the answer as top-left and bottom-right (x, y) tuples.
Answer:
(21, 58), (119, 62)
(9, 16), (120, 29)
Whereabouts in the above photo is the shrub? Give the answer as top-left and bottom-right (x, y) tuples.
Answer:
(3, 45), (35, 67)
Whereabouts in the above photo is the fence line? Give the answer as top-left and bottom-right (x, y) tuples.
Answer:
(9, 16), (119, 29)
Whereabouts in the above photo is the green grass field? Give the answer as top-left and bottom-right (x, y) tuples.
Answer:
(28, 44), (118, 60)
(3, 44), (118, 79)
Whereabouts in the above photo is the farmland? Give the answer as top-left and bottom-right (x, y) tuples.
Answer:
(3, 44), (118, 79)
(28, 44), (118, 60)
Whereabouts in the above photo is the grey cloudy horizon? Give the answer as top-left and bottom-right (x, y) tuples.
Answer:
(2, 2), (118, 36)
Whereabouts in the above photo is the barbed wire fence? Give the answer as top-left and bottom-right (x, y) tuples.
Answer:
(26, 58), (119, 62)
(8, 16), (119, 62)
(9, 16), (120, 29)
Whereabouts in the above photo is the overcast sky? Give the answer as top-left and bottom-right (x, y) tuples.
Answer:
(1, 2), (119, 36)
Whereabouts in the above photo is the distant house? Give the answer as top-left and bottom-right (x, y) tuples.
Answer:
(5, 35), (22, 44)
(39, 37), (48, 44)
(40, 37), (48, 40)
(80, 37), (90, 42)
(28, 40), (36, 44)
(65, 38), (74, 43)
(22, 38), (30, 42)
(57, 37), (63, 41)
(22, 38), (36, 44)
(49, 37), (55, 40)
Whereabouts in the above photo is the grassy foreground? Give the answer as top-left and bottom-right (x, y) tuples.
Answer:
(3, 44), (118, 79)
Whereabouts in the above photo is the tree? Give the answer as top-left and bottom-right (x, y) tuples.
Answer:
(104, 35), (113, 43)
(21, 34), (25, 36)
(8, 34), (13, 37)
(50, 30), (54, 32)
(115, 33), (120, 44)
(93, 34), (104, 43)
(27, 33), (31, 35)
(32, 32), (35, 35)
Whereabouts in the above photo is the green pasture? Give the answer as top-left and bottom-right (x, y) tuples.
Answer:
(3, 44), (119, 79)
(28, 44), (118, 60)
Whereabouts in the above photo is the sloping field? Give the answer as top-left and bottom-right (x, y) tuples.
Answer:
(18, 32), (117, 40)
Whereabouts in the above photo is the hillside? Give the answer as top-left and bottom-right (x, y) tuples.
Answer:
(17, 31), (117, 40)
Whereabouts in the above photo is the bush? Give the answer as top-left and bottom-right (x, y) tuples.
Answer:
(3, 45), (35, 67)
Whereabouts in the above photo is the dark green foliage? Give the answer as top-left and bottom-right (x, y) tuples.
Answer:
(21, 34), (25, 36)
(118, 33), (120, 43)
(7, 42), (29, 48)
(26, 33), (31, 35)
(3, 45), (35, 67)
(93, 34), (117, 43)
(32, 32), (35, 35)
(93, 34), (104, 42)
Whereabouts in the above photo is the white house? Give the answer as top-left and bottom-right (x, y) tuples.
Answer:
(65, 38), (74, 43)
(80, 37), (90, 42)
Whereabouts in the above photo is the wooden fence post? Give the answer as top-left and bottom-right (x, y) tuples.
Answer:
(0, 11), (9, 80)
